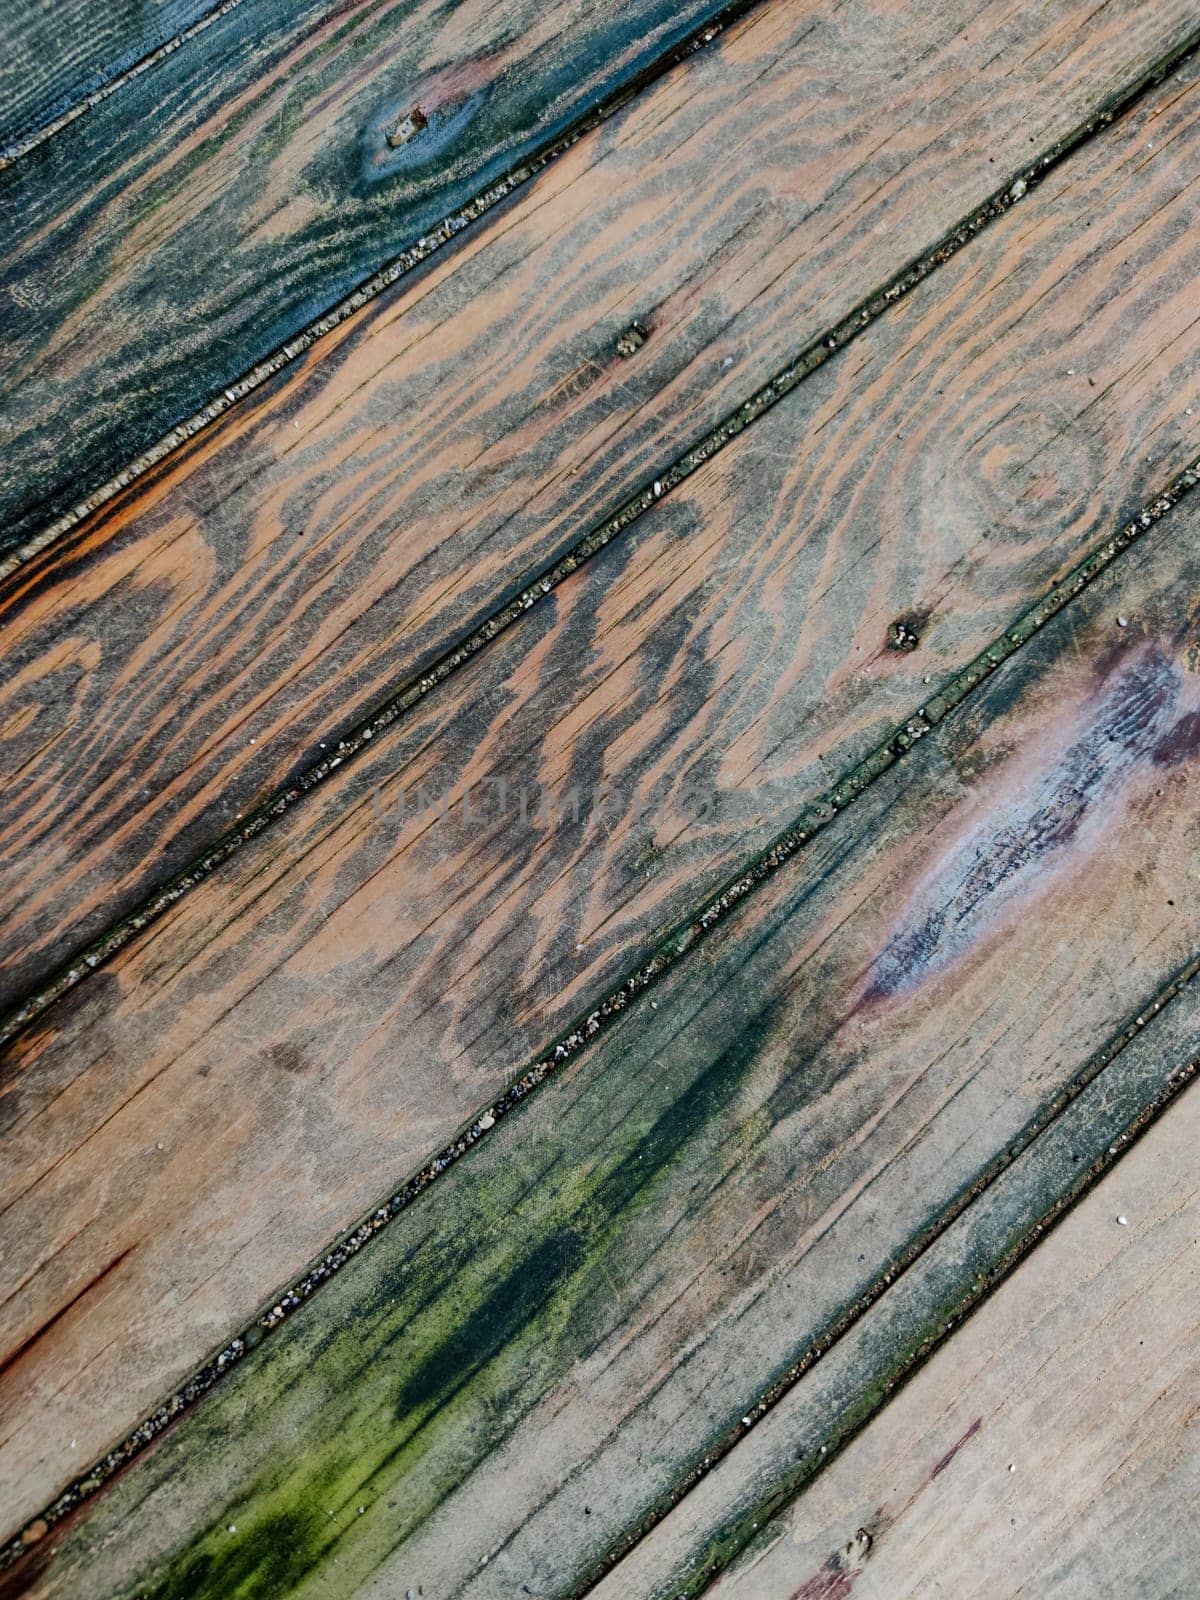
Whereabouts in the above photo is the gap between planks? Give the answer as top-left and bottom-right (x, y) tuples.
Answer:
(0, 0), (245, 169)
(5, 22), (1200, 1051)
(5, 17), (1200, 1571)
(590, 975), (1200, 1598)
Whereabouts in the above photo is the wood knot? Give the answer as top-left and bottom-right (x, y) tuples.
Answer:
(838, 1527), (873, 1567)
(386, 106), (428, 149)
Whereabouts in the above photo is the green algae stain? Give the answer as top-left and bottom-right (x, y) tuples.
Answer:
(138, 1507), (321, 1600)
(122, 993), (781, 1599)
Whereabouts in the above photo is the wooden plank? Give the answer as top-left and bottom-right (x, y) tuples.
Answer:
(6, 433), (1200, 1595)
(593, 953), (1200, 1597)
(3, 0), (1198, 1020)
(699, 1079), (1200, 1600)
(0, 0), (763, 550)
(5, 46), (1200, 1530)
(0, 0), (223, 159)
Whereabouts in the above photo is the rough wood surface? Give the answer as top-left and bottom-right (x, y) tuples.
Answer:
(0, 0), (223, 157)
(5, 51), (1200, 1532)
(703, 1080), (1200, 1600)
(7, 435), (1200, 1597)
(0, 0), (756, 548)
(3, 0), (1196, 1017)
(594, 947), (1200, 1598)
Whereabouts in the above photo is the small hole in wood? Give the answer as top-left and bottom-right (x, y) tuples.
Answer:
(888, 617), (921, 652)
(616, 321), (649, 358)
(386, 106), (428, 149)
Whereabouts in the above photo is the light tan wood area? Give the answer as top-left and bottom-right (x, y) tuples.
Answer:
(6, 45), (1200, 1537)
(708, 1081), (1200, 1600)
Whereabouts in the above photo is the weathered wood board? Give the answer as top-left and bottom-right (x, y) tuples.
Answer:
(5, 47), (1200, 1532)
(702, 1078), (1200, 1600)
(0, 0), (760, 548)
(6, 416), (1200, 1596)
(4, 0), (1198, 1018)
(0, 0), (224, 158)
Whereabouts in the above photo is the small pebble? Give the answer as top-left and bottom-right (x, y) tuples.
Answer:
(477, 1112), (495, 1131)
(615, 324), (647, 358)
(358, 1506), (366, 1515)
(1009, 177), (1027, 200)
(653, 480), (663, 498)
(227, 1524), (237, 1534)
(1007, 1463), (1016, 1474)
(1118, 1215), (1129, 1226)
(1117, 616), (1128, 628)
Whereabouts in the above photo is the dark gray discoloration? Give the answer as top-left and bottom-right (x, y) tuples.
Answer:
(7, 25), (1200, 1038)
(0, 0), (222, 156)
(8, 455), (1200, 1598)
(0, 0), (749, 548)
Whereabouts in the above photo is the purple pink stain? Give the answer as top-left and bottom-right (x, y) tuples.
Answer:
(930, 1415), (983, 1480)
(788, 1559), (859, 1600)
(860, 641), (1197, 1006)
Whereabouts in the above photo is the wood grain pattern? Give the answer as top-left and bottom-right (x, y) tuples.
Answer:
(3, 0), (1198, 1022)
(5, 50), (1200, 1531)
(0, 0), (224, 157)
(0, 0), (753, 548)
(703, 1080), (1200, 1600)
(8, 442), (1200, 1597)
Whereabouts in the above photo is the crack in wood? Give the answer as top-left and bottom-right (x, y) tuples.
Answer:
(6, 20), (1200, 1577)
(2, 457), (1198, 1573)
(575, 962), (1200, 1597)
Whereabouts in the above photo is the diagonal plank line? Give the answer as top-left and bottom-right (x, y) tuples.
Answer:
(5, 25), (1200, 1567)
(580, 961), (1200, 1598)
(5, 19), (1200, 1045)
(0, 0), (247, 168)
